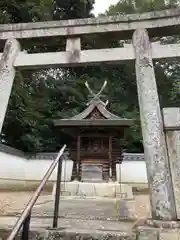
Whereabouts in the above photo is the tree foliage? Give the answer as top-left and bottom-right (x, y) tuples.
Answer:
(53, 0), (94, 20)
(1, 0), (180, 153)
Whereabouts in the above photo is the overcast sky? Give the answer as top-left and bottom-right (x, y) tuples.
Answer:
(93, 0), (119, 15)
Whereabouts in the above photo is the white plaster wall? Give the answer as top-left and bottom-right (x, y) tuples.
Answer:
(117, 162), (148, 183)
(0, 151), (73, 182)
(0, 151), (148, 184)
(0, 152), (26, 180)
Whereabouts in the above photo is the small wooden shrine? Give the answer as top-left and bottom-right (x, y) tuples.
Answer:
(54, 81), (133, 182)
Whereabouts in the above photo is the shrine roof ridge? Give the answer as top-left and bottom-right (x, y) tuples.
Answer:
(0, 8), (180, 39)
(53, 119), (133, 127)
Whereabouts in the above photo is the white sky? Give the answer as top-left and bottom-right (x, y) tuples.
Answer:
(93, 0), (119, 16)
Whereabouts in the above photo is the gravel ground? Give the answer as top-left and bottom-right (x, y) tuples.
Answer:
(0, 192), (151, 219)
(0, 192), (52, 216)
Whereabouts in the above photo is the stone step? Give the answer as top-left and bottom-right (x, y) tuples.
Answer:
(37, 228), (136, 240)
(0, 227), (136, 240)
(1, 223), (180, 240)
(60, 190), (71, 196)
(52, 182), (134, 199)
(116, 192), (128, 199)
(1, 216), (180, 240)
(0, 217), (135, 240)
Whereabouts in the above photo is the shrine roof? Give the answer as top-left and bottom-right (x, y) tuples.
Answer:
(54, 100), (133, 127)
(53, 81), (133, 127)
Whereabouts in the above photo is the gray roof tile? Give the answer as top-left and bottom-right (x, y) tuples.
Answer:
(0, 144), (144, 161)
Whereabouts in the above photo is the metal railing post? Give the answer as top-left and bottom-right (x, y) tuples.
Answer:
(21, 212), (31, 240)
(6, 145), (66, 240)
(52, 155), (63, 228)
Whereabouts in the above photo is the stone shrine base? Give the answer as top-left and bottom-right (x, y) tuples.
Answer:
(52, 181), (133, 200)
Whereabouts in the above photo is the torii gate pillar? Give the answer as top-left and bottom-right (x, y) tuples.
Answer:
(0, 39), (20, 133)
(133, 28), (176, 220)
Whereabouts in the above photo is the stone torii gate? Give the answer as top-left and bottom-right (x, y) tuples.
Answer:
(1, 8), (180, 221)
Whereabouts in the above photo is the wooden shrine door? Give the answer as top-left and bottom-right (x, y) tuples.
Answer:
(80, 137), (109, 182)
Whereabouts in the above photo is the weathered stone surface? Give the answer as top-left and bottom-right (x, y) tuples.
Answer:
(0, 9), (180, 39)
(3, 224), (180, 240)
(0, 217), (135, 239)
(0, 217), (134, 233)
(159, 230), (180, 240)
(146, 219), (180, 229)
(0, 39), (20, 133)
(52, 182), (133, 199)
(163, 108), (180, 130)
(136, 229), (158, 240)
(132, 28), (176, 220)
(163, 108), (180, 219)
(31, 198), (132, 220)
(0, 227), (43, 240)
(66, 37), (81, 63)
(37, 229), (136, 240)
(2, 43), (180, 69)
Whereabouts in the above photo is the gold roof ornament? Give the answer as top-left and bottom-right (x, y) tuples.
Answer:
(85, 80), (108, 106)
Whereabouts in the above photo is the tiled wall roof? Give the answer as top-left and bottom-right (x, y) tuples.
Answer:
(0, 143), (144, 161)
(122, 153), (144, 162)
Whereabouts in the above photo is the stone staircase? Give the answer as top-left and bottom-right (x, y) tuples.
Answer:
(52, 182), (134, 199)
(1, 197), (179, 240)
(0, 218), (135, 240)
(1, 217), (180, 240)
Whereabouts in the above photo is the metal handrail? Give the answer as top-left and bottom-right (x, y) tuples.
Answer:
(7, 144), (66, 240)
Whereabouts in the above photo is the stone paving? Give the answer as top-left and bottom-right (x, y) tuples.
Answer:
(0, 216), (134, 231)
(0, 192), (151, 219)
(0, 216), (136, 240)
(0, 198), (135, 239)
(1, 193), (178, 240)
(0, 192), (151, 239)
(4, 197), (133, 220)
(31, 198), (131, 220)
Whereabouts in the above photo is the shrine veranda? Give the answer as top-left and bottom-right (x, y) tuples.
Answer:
(1, 8), (180, 222)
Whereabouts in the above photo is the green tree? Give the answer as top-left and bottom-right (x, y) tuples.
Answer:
(53, 0), (95, 20)
(1, 0), (180, 153)
(0, 0), (95, 151)
(0, 0), (53, 23)
(104, 0), (180, 152)
(107, 0), (178, 15)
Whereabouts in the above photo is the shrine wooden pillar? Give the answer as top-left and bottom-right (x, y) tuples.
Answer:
(77, 135), (81, 181)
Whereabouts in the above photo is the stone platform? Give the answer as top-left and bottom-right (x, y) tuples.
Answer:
(52, 181), (133, 199)
(0, 217), (135, 239)
(1, 195), (179, 240)
(1, 217), (180, 240)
